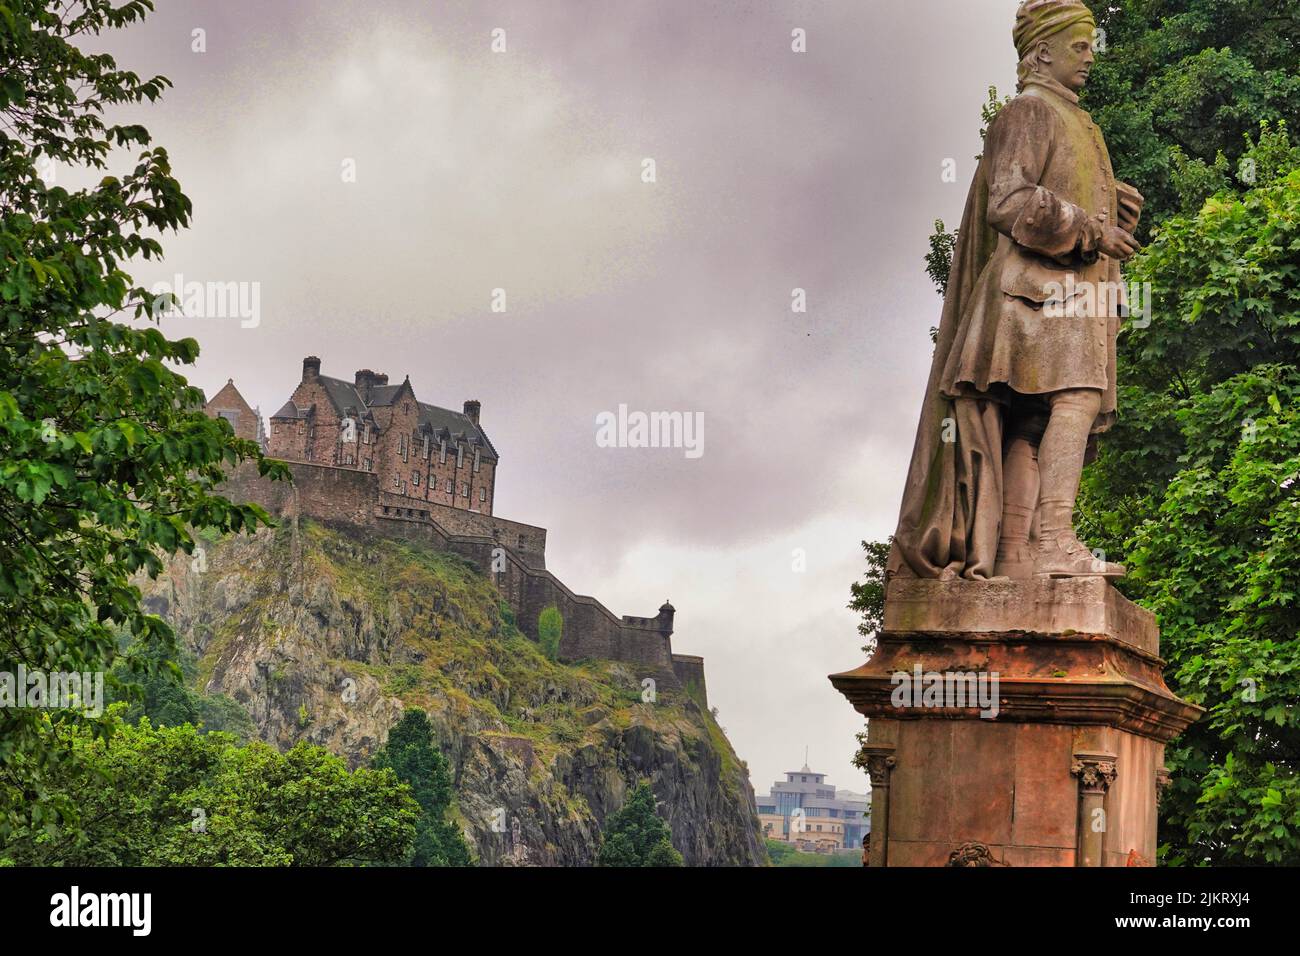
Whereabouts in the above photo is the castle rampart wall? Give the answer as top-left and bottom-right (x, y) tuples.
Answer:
(221, 462), (698, 698)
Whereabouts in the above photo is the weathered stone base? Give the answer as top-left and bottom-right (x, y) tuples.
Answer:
(830, 577), (1201, 867)
(860, 718), (1164, 866)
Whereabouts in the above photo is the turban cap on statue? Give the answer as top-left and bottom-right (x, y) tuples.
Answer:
(1013, 0), (1096, 59)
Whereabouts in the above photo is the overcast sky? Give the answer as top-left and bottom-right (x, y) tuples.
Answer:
(95, 0), (1018, 797)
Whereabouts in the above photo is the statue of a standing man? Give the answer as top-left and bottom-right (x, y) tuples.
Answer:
(889, 0), (1144, 582)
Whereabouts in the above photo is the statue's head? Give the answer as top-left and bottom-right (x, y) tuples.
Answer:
(1014, 0), (1097, 93)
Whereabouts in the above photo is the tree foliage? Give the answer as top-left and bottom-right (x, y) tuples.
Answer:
(1083, 0), (1300, 231)
(596, 781), (682, 867)
(106, 637), (256, 742)
(847, 538), (890, 656)
(0, 1), (285, 837)
(370, 708), (472, 867)
(1078, 143), (1300, 864)
(538, 604), (563, 662)
(0, 711), (416, 866)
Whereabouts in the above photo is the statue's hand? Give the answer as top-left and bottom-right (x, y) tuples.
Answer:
(1099, 224), (1140, 261)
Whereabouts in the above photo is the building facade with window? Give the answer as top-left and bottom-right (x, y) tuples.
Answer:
(204, 378), (268, 452)
(263, 356), (497, 515)
(755, 764), (869, 853)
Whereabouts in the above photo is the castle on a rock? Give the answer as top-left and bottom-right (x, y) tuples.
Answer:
(204, 356), (707, 702)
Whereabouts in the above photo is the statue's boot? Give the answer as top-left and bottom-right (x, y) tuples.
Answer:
(1033, 389), (1125, 579)
(1034, 529), (1126, 578)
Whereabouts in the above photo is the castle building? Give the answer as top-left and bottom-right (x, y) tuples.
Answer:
(267, 356), (497, 516)
(200, 357), (709, 702)
(755, 765), (870, 853)
(205, 378), (267, 451)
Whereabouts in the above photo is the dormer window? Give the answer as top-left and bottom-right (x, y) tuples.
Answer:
(473, 448), (481, 473)
(439, 439), (447, 464)
(423, 436), (430, 459)
(456, 444), (463, 468)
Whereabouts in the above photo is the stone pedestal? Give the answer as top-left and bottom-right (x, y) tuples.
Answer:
(830, 577), (1202, 867)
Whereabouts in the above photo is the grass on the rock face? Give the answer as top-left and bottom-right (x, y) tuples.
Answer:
(186, 520), (751, 794)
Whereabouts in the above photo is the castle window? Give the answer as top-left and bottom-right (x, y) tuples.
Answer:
(363, 425), (371, 444)
(404, 402), (410, 414)
(439, 439), (447, 464)
(445, 478), (453, 494)
(364, 458), (372, 471)
(456, 445), (463, 468)
(479, 487), (486, 502)
(460, 483), (468, 498)
(344, 454), (354, 465)
(473, 448), (481, 473)
(393, 475), (400, 489)
(423, 436), (430, 459)
(413, 472), (420, 486)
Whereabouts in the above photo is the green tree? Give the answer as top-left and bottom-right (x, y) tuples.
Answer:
(0, 711), (416, 866)
(1082, 0), (1300, 231)
(0, 1), (286, 838)
(596, 780), (683, 867)
(1078, 147), (1300, 865)
(371, 708), (472, 867)
(107, 633), (257, 742)
(538, 604), (563, 662)
(848, 538), (891, 656)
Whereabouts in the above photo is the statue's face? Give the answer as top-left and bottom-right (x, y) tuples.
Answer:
(1043, 22), (1096, 92)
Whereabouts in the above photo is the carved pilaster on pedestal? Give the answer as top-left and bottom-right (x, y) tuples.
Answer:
(1072, 751), (1117, 867)
(862, 746), (896, 868)
(830, 578), (1202, 866)
(1071, 753), (1118, 793)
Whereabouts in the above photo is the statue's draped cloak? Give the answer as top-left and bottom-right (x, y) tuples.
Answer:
(888, 158), (1005, 581)
(888, 82), (1122, 581)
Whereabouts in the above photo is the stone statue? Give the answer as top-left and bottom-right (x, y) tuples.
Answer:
(889, 0), (1144, 582)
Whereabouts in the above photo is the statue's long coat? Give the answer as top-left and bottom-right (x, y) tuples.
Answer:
(889, 78), (1128, 581)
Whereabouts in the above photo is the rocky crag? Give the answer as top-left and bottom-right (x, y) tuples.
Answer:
(141, 519), (767, 866)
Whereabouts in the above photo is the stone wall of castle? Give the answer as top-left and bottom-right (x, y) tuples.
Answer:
(221, 462), (704, 701)
(267, 360), (497, 517)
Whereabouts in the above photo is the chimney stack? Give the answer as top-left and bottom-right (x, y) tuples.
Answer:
(303, 356), (321, 383)
(355, 369), (389, 399)
(464, 400), (481, 425)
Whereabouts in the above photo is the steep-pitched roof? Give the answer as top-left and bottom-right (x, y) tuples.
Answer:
(206, 379), (254, 414)
(316, 375), (367, 416)
(418, 402), (498, 462)
(272, 400), (308, 420)
(366, 384), (404, 407)
(271, 367), (497, 461)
